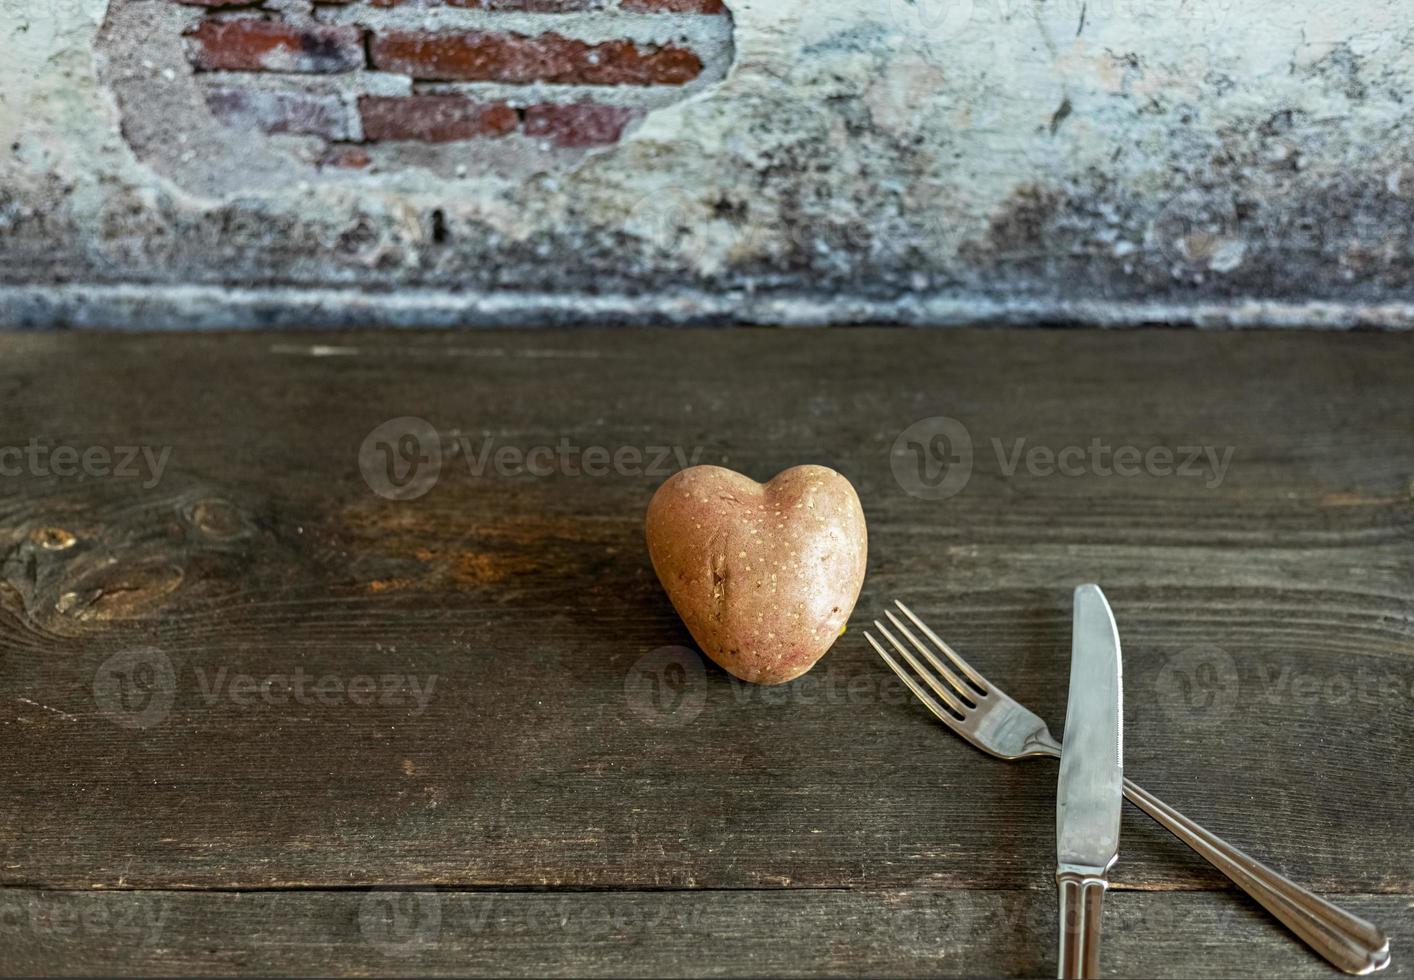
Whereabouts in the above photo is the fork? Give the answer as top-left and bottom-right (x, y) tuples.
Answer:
(865, 599), (1391, 976)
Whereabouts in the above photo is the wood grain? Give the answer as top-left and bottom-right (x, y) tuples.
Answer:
(1, 329), (1412, 976)
(4, 888), (1411, 978)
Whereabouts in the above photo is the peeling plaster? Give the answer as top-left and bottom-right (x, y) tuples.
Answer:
(3, 0), (1414, 328)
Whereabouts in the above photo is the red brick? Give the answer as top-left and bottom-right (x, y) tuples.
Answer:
(205, 87), (356, 139)
(370, 0), (601, 8)
(321, 145), (374, 168)
(185, 18), (365, 74)
(621, 0), (727, 12)
(359, 95), (519, 142)
(366, 0), (724, 8)
(524, 103), (638, 147)
(369, 30), (703, 86)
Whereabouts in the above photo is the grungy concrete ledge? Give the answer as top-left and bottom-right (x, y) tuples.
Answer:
(6, 284), (1414, 330)
(3, 0), (1414, 329)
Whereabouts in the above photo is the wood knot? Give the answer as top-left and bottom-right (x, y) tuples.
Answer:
(56, 562), (185, 621)
(30, 527), (77, 551)
(183, 498), (249, 541)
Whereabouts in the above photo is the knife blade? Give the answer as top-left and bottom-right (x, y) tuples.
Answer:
(1055, 583), (1124, 979)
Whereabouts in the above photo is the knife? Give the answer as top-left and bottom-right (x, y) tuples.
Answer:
(1056, 584), (1125, 980)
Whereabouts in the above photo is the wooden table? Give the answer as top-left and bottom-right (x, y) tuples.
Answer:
(2, 329), (1411, 977)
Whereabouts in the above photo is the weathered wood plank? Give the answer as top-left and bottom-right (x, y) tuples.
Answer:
(3, 887), (1411, 978)
(0, 330), (1411, 914)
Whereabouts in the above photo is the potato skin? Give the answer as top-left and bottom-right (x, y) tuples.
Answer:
(645, 464), (867, 685)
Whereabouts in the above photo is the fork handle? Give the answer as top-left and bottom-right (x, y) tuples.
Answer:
(1122, 777), (1391, 975)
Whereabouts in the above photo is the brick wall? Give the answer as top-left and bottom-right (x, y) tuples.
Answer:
(172, 0), (732, 172)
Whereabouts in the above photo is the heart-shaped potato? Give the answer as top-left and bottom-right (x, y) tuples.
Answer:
(645, 464), (867, 685)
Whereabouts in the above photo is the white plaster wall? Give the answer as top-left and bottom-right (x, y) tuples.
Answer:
(3, 0), (1414, 327)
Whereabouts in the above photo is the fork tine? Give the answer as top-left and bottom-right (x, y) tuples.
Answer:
(872, 620), (973, 714)
(882, 610), (977, 706)
(865, 632), (966, 723)
(893, 599), (989, 695)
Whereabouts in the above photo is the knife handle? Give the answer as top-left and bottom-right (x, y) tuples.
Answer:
(1122, 778), (1390, 975)
(1056, 866), (1108, 979)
